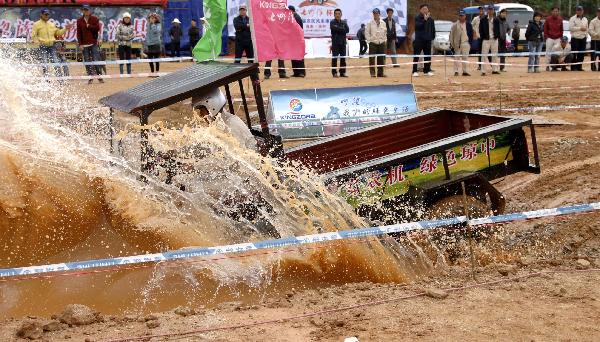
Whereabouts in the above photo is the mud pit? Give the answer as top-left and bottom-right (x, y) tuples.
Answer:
(1, 58), (599, 340)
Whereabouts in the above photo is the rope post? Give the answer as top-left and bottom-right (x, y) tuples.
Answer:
(108, 108), (114, 155)
(443, 50), (448, 82)
(499, 81), (503, 115)
(461, 181), (476, 280)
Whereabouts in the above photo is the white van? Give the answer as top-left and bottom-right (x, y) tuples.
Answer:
(464, 3), (534, 48)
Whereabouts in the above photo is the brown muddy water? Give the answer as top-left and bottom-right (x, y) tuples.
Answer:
(0, 51), (434, 318)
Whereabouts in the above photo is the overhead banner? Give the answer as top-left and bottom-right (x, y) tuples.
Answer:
(269, 85), (418, 139)
(0, 6), (163, 42)
(0, 0), (167, 6)
(248, 0), (305, 62)
(228, 0), (407, 38)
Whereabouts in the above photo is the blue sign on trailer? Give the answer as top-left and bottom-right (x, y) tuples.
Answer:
(269, 85), (419, 139)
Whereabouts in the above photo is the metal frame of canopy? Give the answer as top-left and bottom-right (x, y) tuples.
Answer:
(99, 61), (270, 173)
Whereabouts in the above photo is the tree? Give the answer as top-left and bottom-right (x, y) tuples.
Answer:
(519, 0), (599, 17)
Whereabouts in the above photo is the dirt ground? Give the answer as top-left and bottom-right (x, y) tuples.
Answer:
(2, 57), (600, 340)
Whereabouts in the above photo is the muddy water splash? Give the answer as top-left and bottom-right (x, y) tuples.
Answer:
(0, 50), (434, 317)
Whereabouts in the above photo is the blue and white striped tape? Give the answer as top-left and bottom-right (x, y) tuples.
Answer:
(27, 49), (597, 67)
(0, 202), (598, 279)
(34, 56), (193, 67)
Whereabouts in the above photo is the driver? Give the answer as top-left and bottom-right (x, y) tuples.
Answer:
(193, 88), (258, 150)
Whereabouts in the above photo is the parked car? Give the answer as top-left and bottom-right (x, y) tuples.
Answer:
(432, 20), (452, 54)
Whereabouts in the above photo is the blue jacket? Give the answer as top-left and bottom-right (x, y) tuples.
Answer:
(145, 23), (162, 47)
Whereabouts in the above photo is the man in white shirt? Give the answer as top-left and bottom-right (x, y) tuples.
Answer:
(569, 5), (589, 71)
(365, 8), (387, 77)
(550, 36), (573, 71)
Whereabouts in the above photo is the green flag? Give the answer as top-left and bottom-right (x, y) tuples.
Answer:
(193, 0), (227, 62)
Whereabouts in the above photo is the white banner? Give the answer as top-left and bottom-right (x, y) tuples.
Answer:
(228, 0), (407, 38)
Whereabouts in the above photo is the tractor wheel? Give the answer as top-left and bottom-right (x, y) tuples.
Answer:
(427, 195), (493, 247)
(429, 195), (491, 220)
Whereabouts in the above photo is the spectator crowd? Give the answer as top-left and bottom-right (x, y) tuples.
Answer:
(30, 3), (600, 81)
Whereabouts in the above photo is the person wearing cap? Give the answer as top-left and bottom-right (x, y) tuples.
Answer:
(366, 8), (387, 77)
(188, 19), (201, 53)
(32, 9), (73, 76)
(289, 6), (306, 77)
(330, 8), (349, 77)
(589, 8), (600, 72)
(169, 18), (183, 58)
(544, 7), (564, 71)
(77, 4), (104, 84)
(116, 12), (135, 75)
(412, 4), (435, 77)
(479, 5), (500, 76)
(471, 6), (485, 70)
(233, 5), (254, 63)
(511, 20), (520, 52)
(569, 6), (588, 71)
(144, 13), (162, 74)
(550, 36), (573, 71)
(525, 12), (544, 73)
(384, 8), (399, 67)
(449, 10), (473, 76)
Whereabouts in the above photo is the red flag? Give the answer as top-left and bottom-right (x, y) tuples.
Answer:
(250, 0), (305, 62)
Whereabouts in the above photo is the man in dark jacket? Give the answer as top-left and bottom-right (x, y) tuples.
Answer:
(169, 18), (182, 57)
(525, 12), (544, 73)
(495, 9), (509, 71)
(76, 4), (103, 84)
(233, 5), (254, 63)
(412, 4), (435, 76)
(479, 5), (500, 75)
(188, 19), (201, 53)
(471, 6), (486, 70)
(357, 24), (367, 56)
(384, 8), (399, 67)
(330, 8), (349, 77)
(289, 6), (306, 77)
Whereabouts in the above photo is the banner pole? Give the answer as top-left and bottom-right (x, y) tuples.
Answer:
(248, 0), (259, 64)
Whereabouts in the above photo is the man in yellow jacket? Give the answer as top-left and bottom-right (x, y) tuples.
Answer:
(31, 9), (72, 76)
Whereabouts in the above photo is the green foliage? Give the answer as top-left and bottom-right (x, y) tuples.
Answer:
(516, 0), (599, 18)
